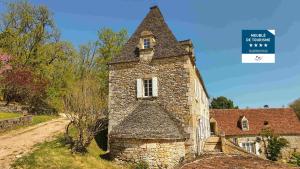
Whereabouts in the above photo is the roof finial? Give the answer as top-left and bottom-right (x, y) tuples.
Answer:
(149, 0), (158, 9)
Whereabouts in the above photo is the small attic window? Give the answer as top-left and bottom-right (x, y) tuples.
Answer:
(143, 38), (150, 49)
(241, 117), (249, 131)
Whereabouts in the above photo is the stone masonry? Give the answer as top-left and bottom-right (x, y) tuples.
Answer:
(110, 139), (185, 169)
(108, 6), (210, 168)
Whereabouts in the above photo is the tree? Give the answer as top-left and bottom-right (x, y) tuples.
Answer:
(210, 96), (238, 109)
(0, 1), (77, 113)
(260, 127), (289, 161)
(290, 98), (300, 119)
(64, 77), (108, 153)
(0, 0), (59, 69)
(63, 29), (127, 153)
(95, 28), (128, 95)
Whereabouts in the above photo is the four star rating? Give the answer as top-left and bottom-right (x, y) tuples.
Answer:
(249, 43), (268, 47)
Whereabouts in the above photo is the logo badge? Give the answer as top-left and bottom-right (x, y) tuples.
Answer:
(242, 30), (275, 63)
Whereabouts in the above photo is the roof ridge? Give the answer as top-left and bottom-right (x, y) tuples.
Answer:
(211, 108), (293, 110)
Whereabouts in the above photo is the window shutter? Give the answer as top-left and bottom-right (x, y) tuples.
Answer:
(152, 77), (158, 97)
(137, 79), (142, 98)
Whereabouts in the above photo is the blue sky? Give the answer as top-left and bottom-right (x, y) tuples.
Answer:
(1, 0), (300, 108)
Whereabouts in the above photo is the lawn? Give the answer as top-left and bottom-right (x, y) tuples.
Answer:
(31, 115), (57, 125)
(0, 112), (57, 124)
(0, 113), (58, 134)
(11, 135), (129, 169)
(0, 112), (22, 120)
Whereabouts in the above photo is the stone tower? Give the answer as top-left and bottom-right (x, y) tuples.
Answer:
(108, 6), (210, 169)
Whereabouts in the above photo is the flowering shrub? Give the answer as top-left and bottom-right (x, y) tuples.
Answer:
(1, 67), (48, 108)
(0, 54), (12, 74)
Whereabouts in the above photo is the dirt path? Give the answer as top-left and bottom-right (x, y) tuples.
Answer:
(0, 117), (69, 169)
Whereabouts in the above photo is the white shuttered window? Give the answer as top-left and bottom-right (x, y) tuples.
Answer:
(152, 77), (158, 97)
(136, 77), (158, 98)
(137, 79), (143, 98)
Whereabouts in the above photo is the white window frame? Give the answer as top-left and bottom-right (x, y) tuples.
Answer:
(143, 79), (153, 97)
(241, 118), (249, 130)
(241, 142), (256, 154)
(143, 38), (150, 49)
(136, 77), (158, 98)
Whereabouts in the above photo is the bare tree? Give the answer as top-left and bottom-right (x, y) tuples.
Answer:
(64, 77), (108, 153)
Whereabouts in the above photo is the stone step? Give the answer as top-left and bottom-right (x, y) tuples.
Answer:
(203, 142), (222, 152)
(203, 136), (222, 152)
(205, 136), (221, 143)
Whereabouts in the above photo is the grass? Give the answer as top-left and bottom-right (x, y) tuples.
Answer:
(31, 115), (57, 125)
(0, 114), (58, 135)
(11, 135), (129, 169)
(0, 112), (22, 120)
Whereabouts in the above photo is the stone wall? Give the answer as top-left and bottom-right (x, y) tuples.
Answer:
(108, 56), (190, 133)
(228, 135), (300, 160)
(0, 115), (32, 131)
(281, 135), (300, 160)
(185, 58), (210, 156)
(222, 137), (258, 157)
(110, 138), (185, 169)
(228, 136), (262, 156)
(0, 101), (25, 113)
(108, 55), (209, 159)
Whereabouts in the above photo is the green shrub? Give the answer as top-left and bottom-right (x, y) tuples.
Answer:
(290, 152), (300, 166)
(134, 160), (149, 169)
(266, 137), (289, 161)
(260, 127), (289, 161)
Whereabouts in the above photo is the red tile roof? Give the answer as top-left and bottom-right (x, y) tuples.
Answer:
(210, 108), (300, 136)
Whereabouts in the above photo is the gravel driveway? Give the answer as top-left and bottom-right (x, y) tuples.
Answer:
(0, 117), (69, 169)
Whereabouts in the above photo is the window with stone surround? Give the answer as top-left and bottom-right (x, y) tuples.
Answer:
(241, 117), (249, 130)
(143, 38), (150, 49)
(144, 79), (153, 97)
(137, 77), (158, 98)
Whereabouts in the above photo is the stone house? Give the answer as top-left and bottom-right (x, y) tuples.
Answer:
(108, 6), (210, 168)
(210, 108), (300, 159)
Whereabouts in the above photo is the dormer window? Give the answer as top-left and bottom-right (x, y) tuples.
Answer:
(241, 116), (249, 131)
(138, 31), (155, 62)
(143, 38), (151, 49)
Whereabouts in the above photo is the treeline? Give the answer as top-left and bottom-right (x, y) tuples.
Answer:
(0, 1), (128, 114)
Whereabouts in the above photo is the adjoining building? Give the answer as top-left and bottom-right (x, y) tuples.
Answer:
(108, 6), (210, 168)
(210, 108), (300, 159)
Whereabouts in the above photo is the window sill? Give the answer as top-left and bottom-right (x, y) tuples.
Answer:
(137, 96), (157, 100)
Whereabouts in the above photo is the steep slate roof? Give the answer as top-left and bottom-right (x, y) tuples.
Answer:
(110, 101), (186, 140)
(110, 6), (189, 64)
(211, 108), (300, 136)
(109, 6), (210, 98)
